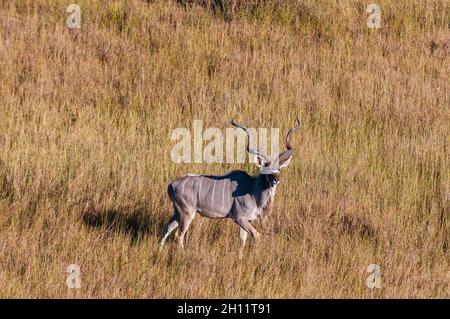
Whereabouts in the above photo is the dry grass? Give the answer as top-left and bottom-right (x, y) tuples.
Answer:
(0, 0), (449, 298)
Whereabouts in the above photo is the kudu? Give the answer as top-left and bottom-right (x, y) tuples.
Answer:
(159, 119), (301, 256)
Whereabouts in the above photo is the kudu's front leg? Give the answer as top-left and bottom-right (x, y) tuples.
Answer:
(260, 215), (269, 233)
(236, 218), (259, 243)
(238, 227), (248, 259)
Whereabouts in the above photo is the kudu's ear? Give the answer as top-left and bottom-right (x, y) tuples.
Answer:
(278, 156), (292, 169)
(274, 149), (293, 169)
(254, 154), (269, 168)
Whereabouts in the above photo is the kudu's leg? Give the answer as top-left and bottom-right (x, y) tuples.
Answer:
(159, 210), (180, 250)
(238, 227), (248, 259)
(236, 218), (259, 243)
(260, 215), (269, 232)
(176, 205), (196, 250)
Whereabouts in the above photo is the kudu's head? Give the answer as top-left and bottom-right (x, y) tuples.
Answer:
(231, 118), (301, 187)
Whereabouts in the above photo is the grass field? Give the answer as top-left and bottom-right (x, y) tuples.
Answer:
(0, 0), (449, 298)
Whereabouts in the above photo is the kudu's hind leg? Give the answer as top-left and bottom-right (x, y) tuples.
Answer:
(175, 204), (196, 250)
(159, 210), (180, 250)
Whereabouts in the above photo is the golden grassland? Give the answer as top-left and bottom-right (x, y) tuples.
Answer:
(0, 0), (449, 298)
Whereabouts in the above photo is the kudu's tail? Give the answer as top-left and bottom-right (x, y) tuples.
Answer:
(167, 183), (176, 202)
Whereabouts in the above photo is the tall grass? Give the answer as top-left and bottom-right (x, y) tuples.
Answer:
(0, 0), (448, 298)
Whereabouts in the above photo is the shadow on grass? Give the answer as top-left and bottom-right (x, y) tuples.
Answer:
(176, 0), (233, 21)
(82, 205), (166, 245)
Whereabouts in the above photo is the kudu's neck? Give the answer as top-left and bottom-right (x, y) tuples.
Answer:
(254, 174), (277, 210)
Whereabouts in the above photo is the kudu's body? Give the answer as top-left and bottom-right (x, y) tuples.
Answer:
(160, 119), (301, 256)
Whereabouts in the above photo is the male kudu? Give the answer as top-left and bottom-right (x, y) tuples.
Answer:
(160, 119), (301, 256)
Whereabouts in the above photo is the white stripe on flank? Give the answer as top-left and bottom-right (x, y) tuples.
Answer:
(211, 180), (217, 209)
(198, 176), (203, 205)
(222, 180), (225, 210)
(191, 177), (195, 204)
(181, 178), (187, 197)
